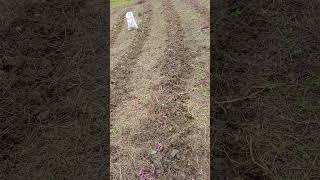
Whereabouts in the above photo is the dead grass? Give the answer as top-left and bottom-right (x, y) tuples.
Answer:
(212, 0), (320, 179)
(0, 0), (107, 178)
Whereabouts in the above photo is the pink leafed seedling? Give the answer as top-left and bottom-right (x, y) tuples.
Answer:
(139, 168), (147, 180)
(156, 143), (162, 153)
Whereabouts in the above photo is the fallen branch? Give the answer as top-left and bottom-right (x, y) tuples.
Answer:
(247, 136), (275, 179)
(214, 87), (267, 105)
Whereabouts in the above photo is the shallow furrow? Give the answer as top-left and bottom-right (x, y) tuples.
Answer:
(110, 2), (153, 112)
(133, 0), (198, 178)
(110, 11), (125, 47)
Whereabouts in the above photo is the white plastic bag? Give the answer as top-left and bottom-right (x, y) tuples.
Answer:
(126, 12), (138, 31)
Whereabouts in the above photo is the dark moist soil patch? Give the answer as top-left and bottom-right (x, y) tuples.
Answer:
(212, 0), (320, 179)
(0, 0), (107, 178)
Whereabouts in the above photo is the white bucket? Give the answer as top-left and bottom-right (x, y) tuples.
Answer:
(126, 12), (138, 31)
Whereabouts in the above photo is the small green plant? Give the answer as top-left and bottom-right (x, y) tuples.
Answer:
(289, 77), (320, 112)
(231, 8), (241, 17)
(110, 128), (118, 136)
(285, 77), (320, 113)
(298, 77), (320, 112)
(137, 19), (143, 27)
(111, 0), (132, 8)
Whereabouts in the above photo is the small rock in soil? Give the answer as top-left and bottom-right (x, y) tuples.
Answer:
(15, 26), (22, 32)
(37, 110), (49, 121)
(150, 150), (157, 155)
(170, 149), (179, 158)
(30, 91), (43, 103)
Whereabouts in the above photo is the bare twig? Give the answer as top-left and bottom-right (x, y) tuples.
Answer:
(214, 87), (267, 104)
(247, 136), (275, 179)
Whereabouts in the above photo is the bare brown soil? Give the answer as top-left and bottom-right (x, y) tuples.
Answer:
(0, 0), (107, 179)
(212, 0), (320, 179)
(186, 0), (209, 31)
(187, 0), (209, 20)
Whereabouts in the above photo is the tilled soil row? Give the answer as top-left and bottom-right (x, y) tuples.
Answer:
(110, 11), (126, 47)
(133, 0), (198, 178)
(110, 2), (152, 112)
(187, 0), (209, 21)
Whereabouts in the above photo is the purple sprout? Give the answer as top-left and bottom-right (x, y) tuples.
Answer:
(155, 143), (161, 153)
(160, 114), (168, 127)
(139, 168), (147, 180)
